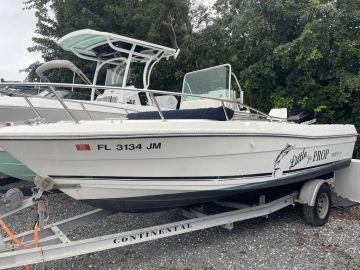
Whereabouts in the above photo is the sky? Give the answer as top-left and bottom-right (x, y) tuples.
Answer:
(0, 0), (42, 81)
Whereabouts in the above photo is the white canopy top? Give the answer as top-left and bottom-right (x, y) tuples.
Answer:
(58, 29), (178, 63)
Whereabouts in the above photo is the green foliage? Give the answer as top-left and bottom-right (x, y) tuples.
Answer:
(19, 61), (42, 82)
(25, 0), (360, 156)
(270, 87), (294, 110)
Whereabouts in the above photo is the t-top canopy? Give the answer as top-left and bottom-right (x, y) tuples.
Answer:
(58, 29), (179, 63)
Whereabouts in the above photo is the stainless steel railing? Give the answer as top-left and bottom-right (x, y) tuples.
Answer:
(0, 89), (140, 124)
(0, 82), (285, 123)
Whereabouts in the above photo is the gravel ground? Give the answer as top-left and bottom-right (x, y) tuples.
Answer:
(1, 181), (360, 270)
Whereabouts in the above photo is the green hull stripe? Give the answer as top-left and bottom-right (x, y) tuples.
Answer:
(0, 151), (35, 181)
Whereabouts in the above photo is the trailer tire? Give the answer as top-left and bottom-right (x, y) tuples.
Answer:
(303, 183), (331, 227)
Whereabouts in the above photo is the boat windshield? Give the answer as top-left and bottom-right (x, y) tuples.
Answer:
(182, 65), (231, 101)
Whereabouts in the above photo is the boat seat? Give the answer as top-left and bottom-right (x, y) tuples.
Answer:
(127, 106), (234, 121)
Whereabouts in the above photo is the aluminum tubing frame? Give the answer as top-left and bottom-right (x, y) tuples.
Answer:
(0, 193), (295, 269)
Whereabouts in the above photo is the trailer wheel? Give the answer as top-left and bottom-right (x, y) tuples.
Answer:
(303, 183), (331, 226)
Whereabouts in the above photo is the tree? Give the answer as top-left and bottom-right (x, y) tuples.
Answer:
(20, 61), (42, 82)
(23, 0), (213, 90)
(213, 0), (360, 154)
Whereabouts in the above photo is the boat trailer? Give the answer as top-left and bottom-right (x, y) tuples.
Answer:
(0, 163), (359, 269)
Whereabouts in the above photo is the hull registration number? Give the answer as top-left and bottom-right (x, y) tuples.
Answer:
(97, 143), (161, 151)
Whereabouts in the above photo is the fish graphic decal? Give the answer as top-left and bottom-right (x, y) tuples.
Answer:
(273, 144), (295, 177)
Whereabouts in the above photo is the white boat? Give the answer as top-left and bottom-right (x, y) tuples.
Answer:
(0, 107), (356, 212)
(0, 60), (357, 212)
(0, 29), (179, 181)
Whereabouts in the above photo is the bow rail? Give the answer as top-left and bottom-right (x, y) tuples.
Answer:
(0, 82), (284, 123)
(0, 88), (143, 124)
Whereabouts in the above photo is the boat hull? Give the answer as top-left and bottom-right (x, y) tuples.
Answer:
(0, 120), (356, 212)
(81, 159), (350, 212)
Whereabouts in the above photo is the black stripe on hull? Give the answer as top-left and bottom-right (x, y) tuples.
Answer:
(81, 159), (350, 213)
(50, 172), (272, 181)
(50, 160), (349, 181)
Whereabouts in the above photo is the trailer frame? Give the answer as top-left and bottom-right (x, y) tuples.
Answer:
(0, 178), (335, 269)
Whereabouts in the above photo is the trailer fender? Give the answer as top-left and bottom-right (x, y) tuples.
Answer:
(297, 179), (329, 206)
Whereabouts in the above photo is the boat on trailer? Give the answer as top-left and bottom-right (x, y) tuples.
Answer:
(0, 31), (359, 270)
(0, 110), (358, 269)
